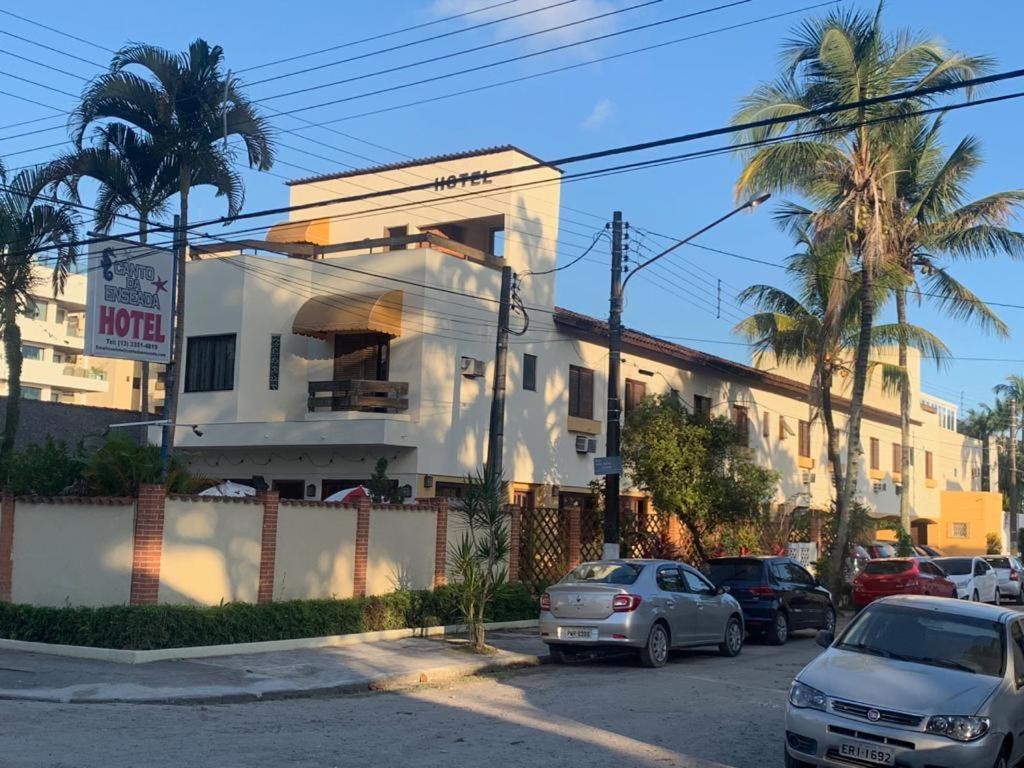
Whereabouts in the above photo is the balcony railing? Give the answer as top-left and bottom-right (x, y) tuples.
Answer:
(308, 379), (409, 413)
(63, 365), (107, 381)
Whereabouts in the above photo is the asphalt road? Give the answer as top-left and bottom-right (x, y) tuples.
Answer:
(0, 631), (823, 768)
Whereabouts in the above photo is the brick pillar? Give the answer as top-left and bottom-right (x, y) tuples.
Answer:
(353, 496), (371, 598)
(567, 504), (581, 570)
(257, 490), (280, 604)
(129, 484), (166, 606)
(0, 494), (14, 603)
(508, 505), (522, 583)
(433, 500), (448, 588)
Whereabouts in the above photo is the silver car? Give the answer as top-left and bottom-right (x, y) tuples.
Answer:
(785, 595), (1024, 768)
(538, 559), (744, 667)
(984, 556), (1024, 605)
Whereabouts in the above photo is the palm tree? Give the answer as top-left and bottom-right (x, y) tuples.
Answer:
(0, 164), (79, 468)
(47, 122), (242, 417)
(72, 39), (273, 450)
(960, 402), (1005, 493)
(732, 4), (989, 592)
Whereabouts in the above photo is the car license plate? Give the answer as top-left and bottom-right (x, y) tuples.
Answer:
(838, 741), (894, 766)
(560, 626), (598, 641)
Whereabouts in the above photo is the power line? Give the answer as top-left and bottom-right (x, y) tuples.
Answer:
(0, 8), (115, 53)
(0, 28), (105, 69)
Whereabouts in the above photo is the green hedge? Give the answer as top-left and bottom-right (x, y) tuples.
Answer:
(0, 584), (537, 650)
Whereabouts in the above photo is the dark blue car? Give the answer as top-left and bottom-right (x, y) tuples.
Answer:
(705, 556), (835, 645)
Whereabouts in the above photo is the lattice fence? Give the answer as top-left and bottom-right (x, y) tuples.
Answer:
(517, 507), (568, 593)
(580, 506), (604, 563)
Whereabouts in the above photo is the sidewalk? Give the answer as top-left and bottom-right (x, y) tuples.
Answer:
(0, 630), (549, 705)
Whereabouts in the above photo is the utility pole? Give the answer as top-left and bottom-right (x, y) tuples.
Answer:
(1012, 398), (1019, 554)
(159, 215), (182, 476)
(604, 211), (624, 560)
(486, 265), (513, 480)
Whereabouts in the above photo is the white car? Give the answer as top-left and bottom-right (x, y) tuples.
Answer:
(984, 556), (1024, 605)
(933, 557), (999, 604)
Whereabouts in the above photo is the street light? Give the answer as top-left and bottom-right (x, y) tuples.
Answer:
(602, 194), (770, 560)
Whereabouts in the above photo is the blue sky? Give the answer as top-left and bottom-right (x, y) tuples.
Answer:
(1, 0), (1021, 412)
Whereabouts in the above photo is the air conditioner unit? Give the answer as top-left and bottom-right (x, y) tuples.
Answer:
(872, 481), (887, 493)
(460, 356), (485, 378)
(575, 435), (598, 454)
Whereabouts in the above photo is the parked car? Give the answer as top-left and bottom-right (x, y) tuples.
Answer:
(539, 559), (744, 667)
(933, 556), (1000, 603)
(852, 558), (957, 608)
(984, 555), (1024, 605)
(863, 541), (897, 559)
(785, 595), (1024, 768)
(913, 544), (945, 557)
(705, 556), (835, 646)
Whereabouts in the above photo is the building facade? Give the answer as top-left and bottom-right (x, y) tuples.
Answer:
(172, 146), (1000, 551)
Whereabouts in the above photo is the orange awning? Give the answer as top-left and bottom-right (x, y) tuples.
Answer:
(292, 289), (403, 340)
(267, 218), (331, 246)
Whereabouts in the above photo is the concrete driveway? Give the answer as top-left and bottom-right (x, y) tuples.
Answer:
(0, 630), (825, 768)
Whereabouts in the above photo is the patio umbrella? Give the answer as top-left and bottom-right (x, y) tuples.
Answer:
(324, 485), (371, 503)
(199, 481), (257, 497)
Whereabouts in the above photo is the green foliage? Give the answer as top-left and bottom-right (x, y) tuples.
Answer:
(367, 457), (402, 503)
(0, 584), (536, 650)
(986, 532), (1002, 555)
(6, 437), (85, 495)
(621, 394), (779, 563)
(80, 432), (202, 496)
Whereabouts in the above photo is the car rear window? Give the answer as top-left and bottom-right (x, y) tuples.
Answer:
(562, 563), (643, 585)
(986, 557), (1012, 569)
(935, 558), (972, 575)
(863, 560), (913, 575)
(706, 561), (764, 583)
(870, 543), (896, 558)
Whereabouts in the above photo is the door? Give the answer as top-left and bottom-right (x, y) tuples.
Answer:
(788, 561), (829, 626)
(655, 565), (692, 646)
(919, 561), (947, 596)
(771, 561), (813, 629)
(681, 568), (725, 644)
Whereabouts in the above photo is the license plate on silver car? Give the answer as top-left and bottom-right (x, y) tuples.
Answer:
(837, 741), (894, 766)
(559, 626), (598, 641)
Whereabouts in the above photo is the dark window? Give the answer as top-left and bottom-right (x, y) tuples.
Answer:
(863, 560), (913, 575)
(132, 377), (141, 390)
(693, 394), (712, 420)
(926, 451), (934, 480)
(385, 225), (408, 251)
(269, 334), (281, 391)
(22, 344), (43, 361)
(22, 299), (47, 320)
(56, 308), (66, 324)
(513, 489), (535, 510)
(434, 482), (466, 500)
(681, 569), (715, 595)
(920, 562), (944, 577)
(986, 557), (1012, 570)
(334, 333), (389, 381)
(563, 562), (642, 585)
(271, 479), (304, 500)
(656, 566), (685, 593)
(184, 334), (236, 392)
(22, 386), (41, 400)
(489, 227), (505, 257)
(523, 353), (537, 392)
(568, 365), (594, 419)
(733, 405), (749, 447)
(1011, 622), (1024, 684)
(933, 558), (972, 576)
(798, 420), (811, 458)
(870, 438), (880, 470)
(706, 560), (764, 584)
(625, 379), (646, 415)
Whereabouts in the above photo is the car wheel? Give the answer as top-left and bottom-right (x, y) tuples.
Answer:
(992, 747), (1008, 768)
(994, 589), (1001, 606)
(1017, 589), (1024, 606)
(784, 746), (812, 768)
(972, 590), (980, 602)
(767, 611), (789, 646)
(719, 616), (744, 658)
(821, 606), (836, 634)
(639, 622), (670, 668)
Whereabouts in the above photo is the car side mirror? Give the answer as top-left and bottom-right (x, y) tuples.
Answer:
(816, 630), (834, 649)
(716, 585), (730, 596)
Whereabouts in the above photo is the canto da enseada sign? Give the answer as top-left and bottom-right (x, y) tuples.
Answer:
(84, 241), (174, 363)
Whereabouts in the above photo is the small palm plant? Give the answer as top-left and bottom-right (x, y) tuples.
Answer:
(447, 468), (510, 652)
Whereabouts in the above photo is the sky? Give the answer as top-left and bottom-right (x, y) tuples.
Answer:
(0, 0), (1022, 414)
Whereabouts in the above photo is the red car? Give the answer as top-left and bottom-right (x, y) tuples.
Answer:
(852, 558), (957, 609)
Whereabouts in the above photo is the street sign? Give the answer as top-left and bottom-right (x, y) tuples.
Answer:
(593, 456), (622, 475)
(85, 241), (174, 363)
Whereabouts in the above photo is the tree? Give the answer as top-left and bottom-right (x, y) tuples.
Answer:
(961, 402), (1006, 493)
(0, 165), (79, 471)
(80, 431), (201, 496)
(367, 457), (402, 504)
(733, 4), (988, 591)
(47, 122), (243, 417)
(446, 469), (509, 652)
(621, 394), (778, 563)
(7, 437), (85, 496)
(73, 39), (274, 449)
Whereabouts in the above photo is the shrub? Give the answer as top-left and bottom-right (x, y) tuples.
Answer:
(986, 532), (1002, 555)
(0, 583), (537, 650)
(7, 437), (85, 495)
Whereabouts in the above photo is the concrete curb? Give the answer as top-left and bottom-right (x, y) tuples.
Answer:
(0, 619), (539, 665)
(0, 649), (549, 705)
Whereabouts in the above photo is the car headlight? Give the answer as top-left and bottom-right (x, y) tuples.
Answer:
(926, 716), (991, 742)
(788, 681), (827, 711)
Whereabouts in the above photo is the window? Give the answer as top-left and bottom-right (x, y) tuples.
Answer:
(1011, 622), (1024, 685)
(869, 438), (880, 470)
(184, 334), (236, 392)
(385, 225), (408, 250)
(950, 522), (970, 539)
(732, 405), (749, 447)
(779, 415), (787, 440)
(22, 299), (47, 321)
(681, 569), (715, 595)
(798, 420), (811, 458)
(926, 451), (934, 480)
(568, 365), (594, 419)
(56, 307), (66, 324)
(21, 345), (43, 361)
(762, 412), (770, 438)
(693, 394), (712, 421)
(920, 562), (944, 578)
(563, 562), (643, 585)
(522, 353), (537, 392)
(132, 377), (141, 390)
(625, 379), (646, 415)
(271, 479), (304, 500)
(788, 563), (815, 586)
(656, 566), (684, 593)
(488, 227), (505, 257)
(892, 443), (902, 472)
(268, 334), (281, 391)
(22, 386), (41, 400)
(334, 333), (389, 381)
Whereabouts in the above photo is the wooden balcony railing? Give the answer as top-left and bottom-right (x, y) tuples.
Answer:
(308, 379), (409, 413)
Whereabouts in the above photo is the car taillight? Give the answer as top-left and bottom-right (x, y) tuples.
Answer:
(612, 594), (642, 612)
(539, 593), (551, 611)
(749, 586), (777, 597)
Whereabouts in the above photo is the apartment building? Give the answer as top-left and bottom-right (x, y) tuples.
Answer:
(8, 267), (164, 412)
(172, 146), (1001, 552)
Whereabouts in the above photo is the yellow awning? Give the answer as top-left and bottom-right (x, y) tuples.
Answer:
(267, 218), (331, 246)
(292, 289), (403, 340)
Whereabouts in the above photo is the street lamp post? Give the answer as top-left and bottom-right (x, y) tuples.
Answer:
(602, 194), (770, 560)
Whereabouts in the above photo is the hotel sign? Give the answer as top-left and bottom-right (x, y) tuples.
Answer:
(84, 241), (174, 364)
(433, 170), (494, 191)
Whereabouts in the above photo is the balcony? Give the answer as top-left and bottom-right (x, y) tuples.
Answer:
(63, 365), (107, 381)
(307, 379), (409, 413)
